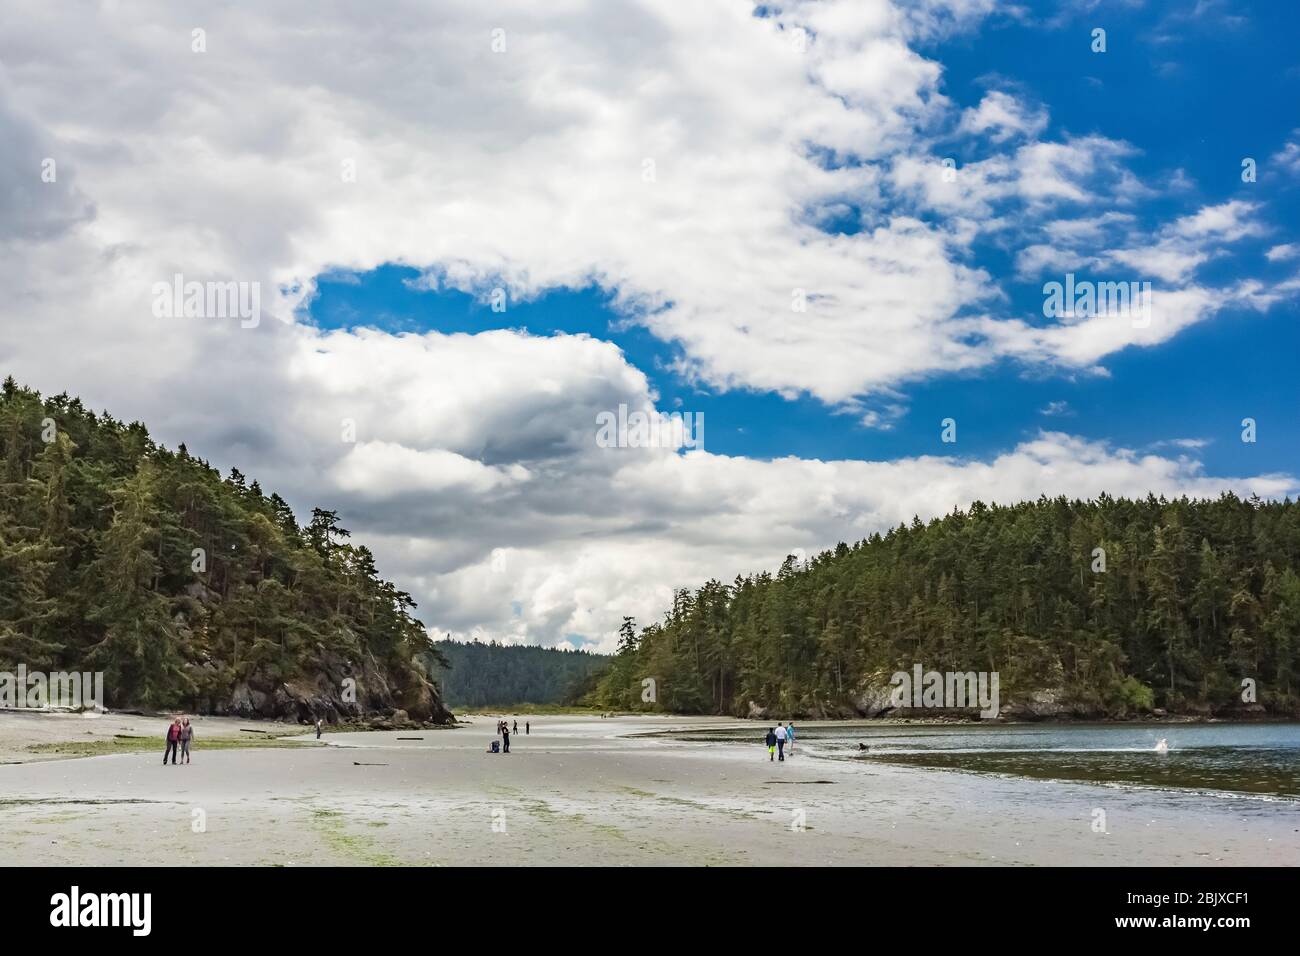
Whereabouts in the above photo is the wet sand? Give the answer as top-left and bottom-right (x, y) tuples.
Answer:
(0, 712), (1294, 865)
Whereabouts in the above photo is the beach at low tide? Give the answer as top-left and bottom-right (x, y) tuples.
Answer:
(0, 711), (1295, 866)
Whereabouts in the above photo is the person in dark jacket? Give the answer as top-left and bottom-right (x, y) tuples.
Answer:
(764, 727), (777, 762)
(502, 723), (511, 753)
(163, 718), (181, 765)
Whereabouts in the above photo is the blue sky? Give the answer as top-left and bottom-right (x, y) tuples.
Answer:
(307, 0), (1300, 480)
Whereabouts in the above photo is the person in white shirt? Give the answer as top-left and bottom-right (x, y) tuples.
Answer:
(774, 723), (787, 761)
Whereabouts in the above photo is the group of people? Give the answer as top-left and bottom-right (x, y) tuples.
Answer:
(764, 722), (795, 762)
(163, 717), (194, 765)
(487, 717), (529, 754)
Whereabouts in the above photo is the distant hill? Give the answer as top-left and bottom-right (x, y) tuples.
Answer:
(594, 494), (1300, 719)
(426, 639), (610, 707)
(0, 377), (452, 725)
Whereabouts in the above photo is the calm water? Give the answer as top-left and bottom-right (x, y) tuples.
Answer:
(682, 722), (1300, 800)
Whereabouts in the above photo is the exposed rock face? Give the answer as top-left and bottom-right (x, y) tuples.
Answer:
(852, 678), (897, 718)
(746, 700), (767, 720)
(203, 644), (453, 725)
(228, 682), (269, 717)
(998, 688), (1068, 719)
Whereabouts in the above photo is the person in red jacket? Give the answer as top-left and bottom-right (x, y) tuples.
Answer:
(163, 718), (181, 765)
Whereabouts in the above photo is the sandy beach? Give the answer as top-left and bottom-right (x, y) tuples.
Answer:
(0, 711), (1294, 866)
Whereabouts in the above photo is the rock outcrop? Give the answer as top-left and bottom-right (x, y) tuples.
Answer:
(199, 643), (453, 726)
(852, 676), (898, 717)
(998, 688), (1069, 720)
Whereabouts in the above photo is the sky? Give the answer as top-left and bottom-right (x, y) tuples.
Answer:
(2, 0), (1298, 651)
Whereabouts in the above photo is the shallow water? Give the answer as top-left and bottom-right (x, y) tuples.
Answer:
(682, 722), (1300, 800)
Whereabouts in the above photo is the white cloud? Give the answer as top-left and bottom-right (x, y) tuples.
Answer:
(1043, 211), (1136, 245)
(1168, 199), (1263, 242)
(1015, 243), (1096, 280)
(1103, 244), (1209, 284)
(889, 135), (1138, 221)
(984, 280), (1279, 368)
(1270, 131), (1300, 175)
(1099, 201), (1264, 283)
(1020, 200), (1274, 288)
(958, 90), (1048, 142)
(332, 443), (530, 498)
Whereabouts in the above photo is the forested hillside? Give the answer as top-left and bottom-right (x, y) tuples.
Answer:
(0, 378), (451, 724)
(593, 495), (1300, 719)
(425, 639), (609, 707)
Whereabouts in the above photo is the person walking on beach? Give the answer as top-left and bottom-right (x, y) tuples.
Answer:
(765, 726), (777, 762)
(502, 722), (511, 753)
(315, 718), (323, 740)
(786, 721), (795, 755)
(180, 718), (193, 764)
(525, 721), (530, 735)
(513, 719), (518, 734)
(775, 722), (787, 761)
(163, 718), (181, 765)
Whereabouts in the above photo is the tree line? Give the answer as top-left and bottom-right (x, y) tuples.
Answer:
(425, 639), (609, 707)
(591, 494), (1300, 718)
